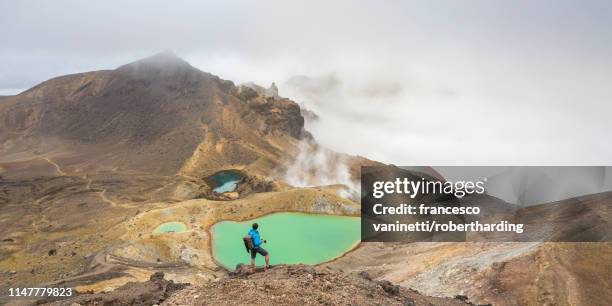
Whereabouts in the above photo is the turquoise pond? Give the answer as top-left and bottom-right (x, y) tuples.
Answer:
(208, 170), (244, 193)
(211, 212), (361, 270)
(153, 222), (187, 234)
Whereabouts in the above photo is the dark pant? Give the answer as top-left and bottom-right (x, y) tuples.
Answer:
(250, 246), (268, 259)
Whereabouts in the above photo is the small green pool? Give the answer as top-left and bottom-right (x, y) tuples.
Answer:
(153, 222), (187, 234)
(207, 170), (244, 193)
(211, 212), (360, 270)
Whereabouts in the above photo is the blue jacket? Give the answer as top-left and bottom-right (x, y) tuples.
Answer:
(248, 228), (262, 247)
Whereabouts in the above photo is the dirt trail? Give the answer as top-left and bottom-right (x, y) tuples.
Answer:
(99, 189), (118, 207)
(40, 157), (67, 176)
(40, 242), (179, 289)
(41, 243), (126, 287)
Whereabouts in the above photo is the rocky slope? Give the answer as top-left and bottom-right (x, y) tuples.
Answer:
(326, 241), (612, 306)
(0, 51), (310, 178)
(42, 266), (475, 306)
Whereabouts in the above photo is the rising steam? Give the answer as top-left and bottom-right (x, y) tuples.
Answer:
(283, 140), (358, 199)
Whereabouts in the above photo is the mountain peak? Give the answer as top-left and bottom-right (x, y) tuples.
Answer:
(144, 50), (184, 63)
(116, 50), (195, 75)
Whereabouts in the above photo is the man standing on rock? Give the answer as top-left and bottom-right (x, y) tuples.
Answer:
(248, 223), (270, 273)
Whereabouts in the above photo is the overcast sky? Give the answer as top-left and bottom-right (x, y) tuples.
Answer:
(1, 1), (611, 165)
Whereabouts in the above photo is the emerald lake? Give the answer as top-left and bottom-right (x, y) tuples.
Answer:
(211, 212), (360, 270)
